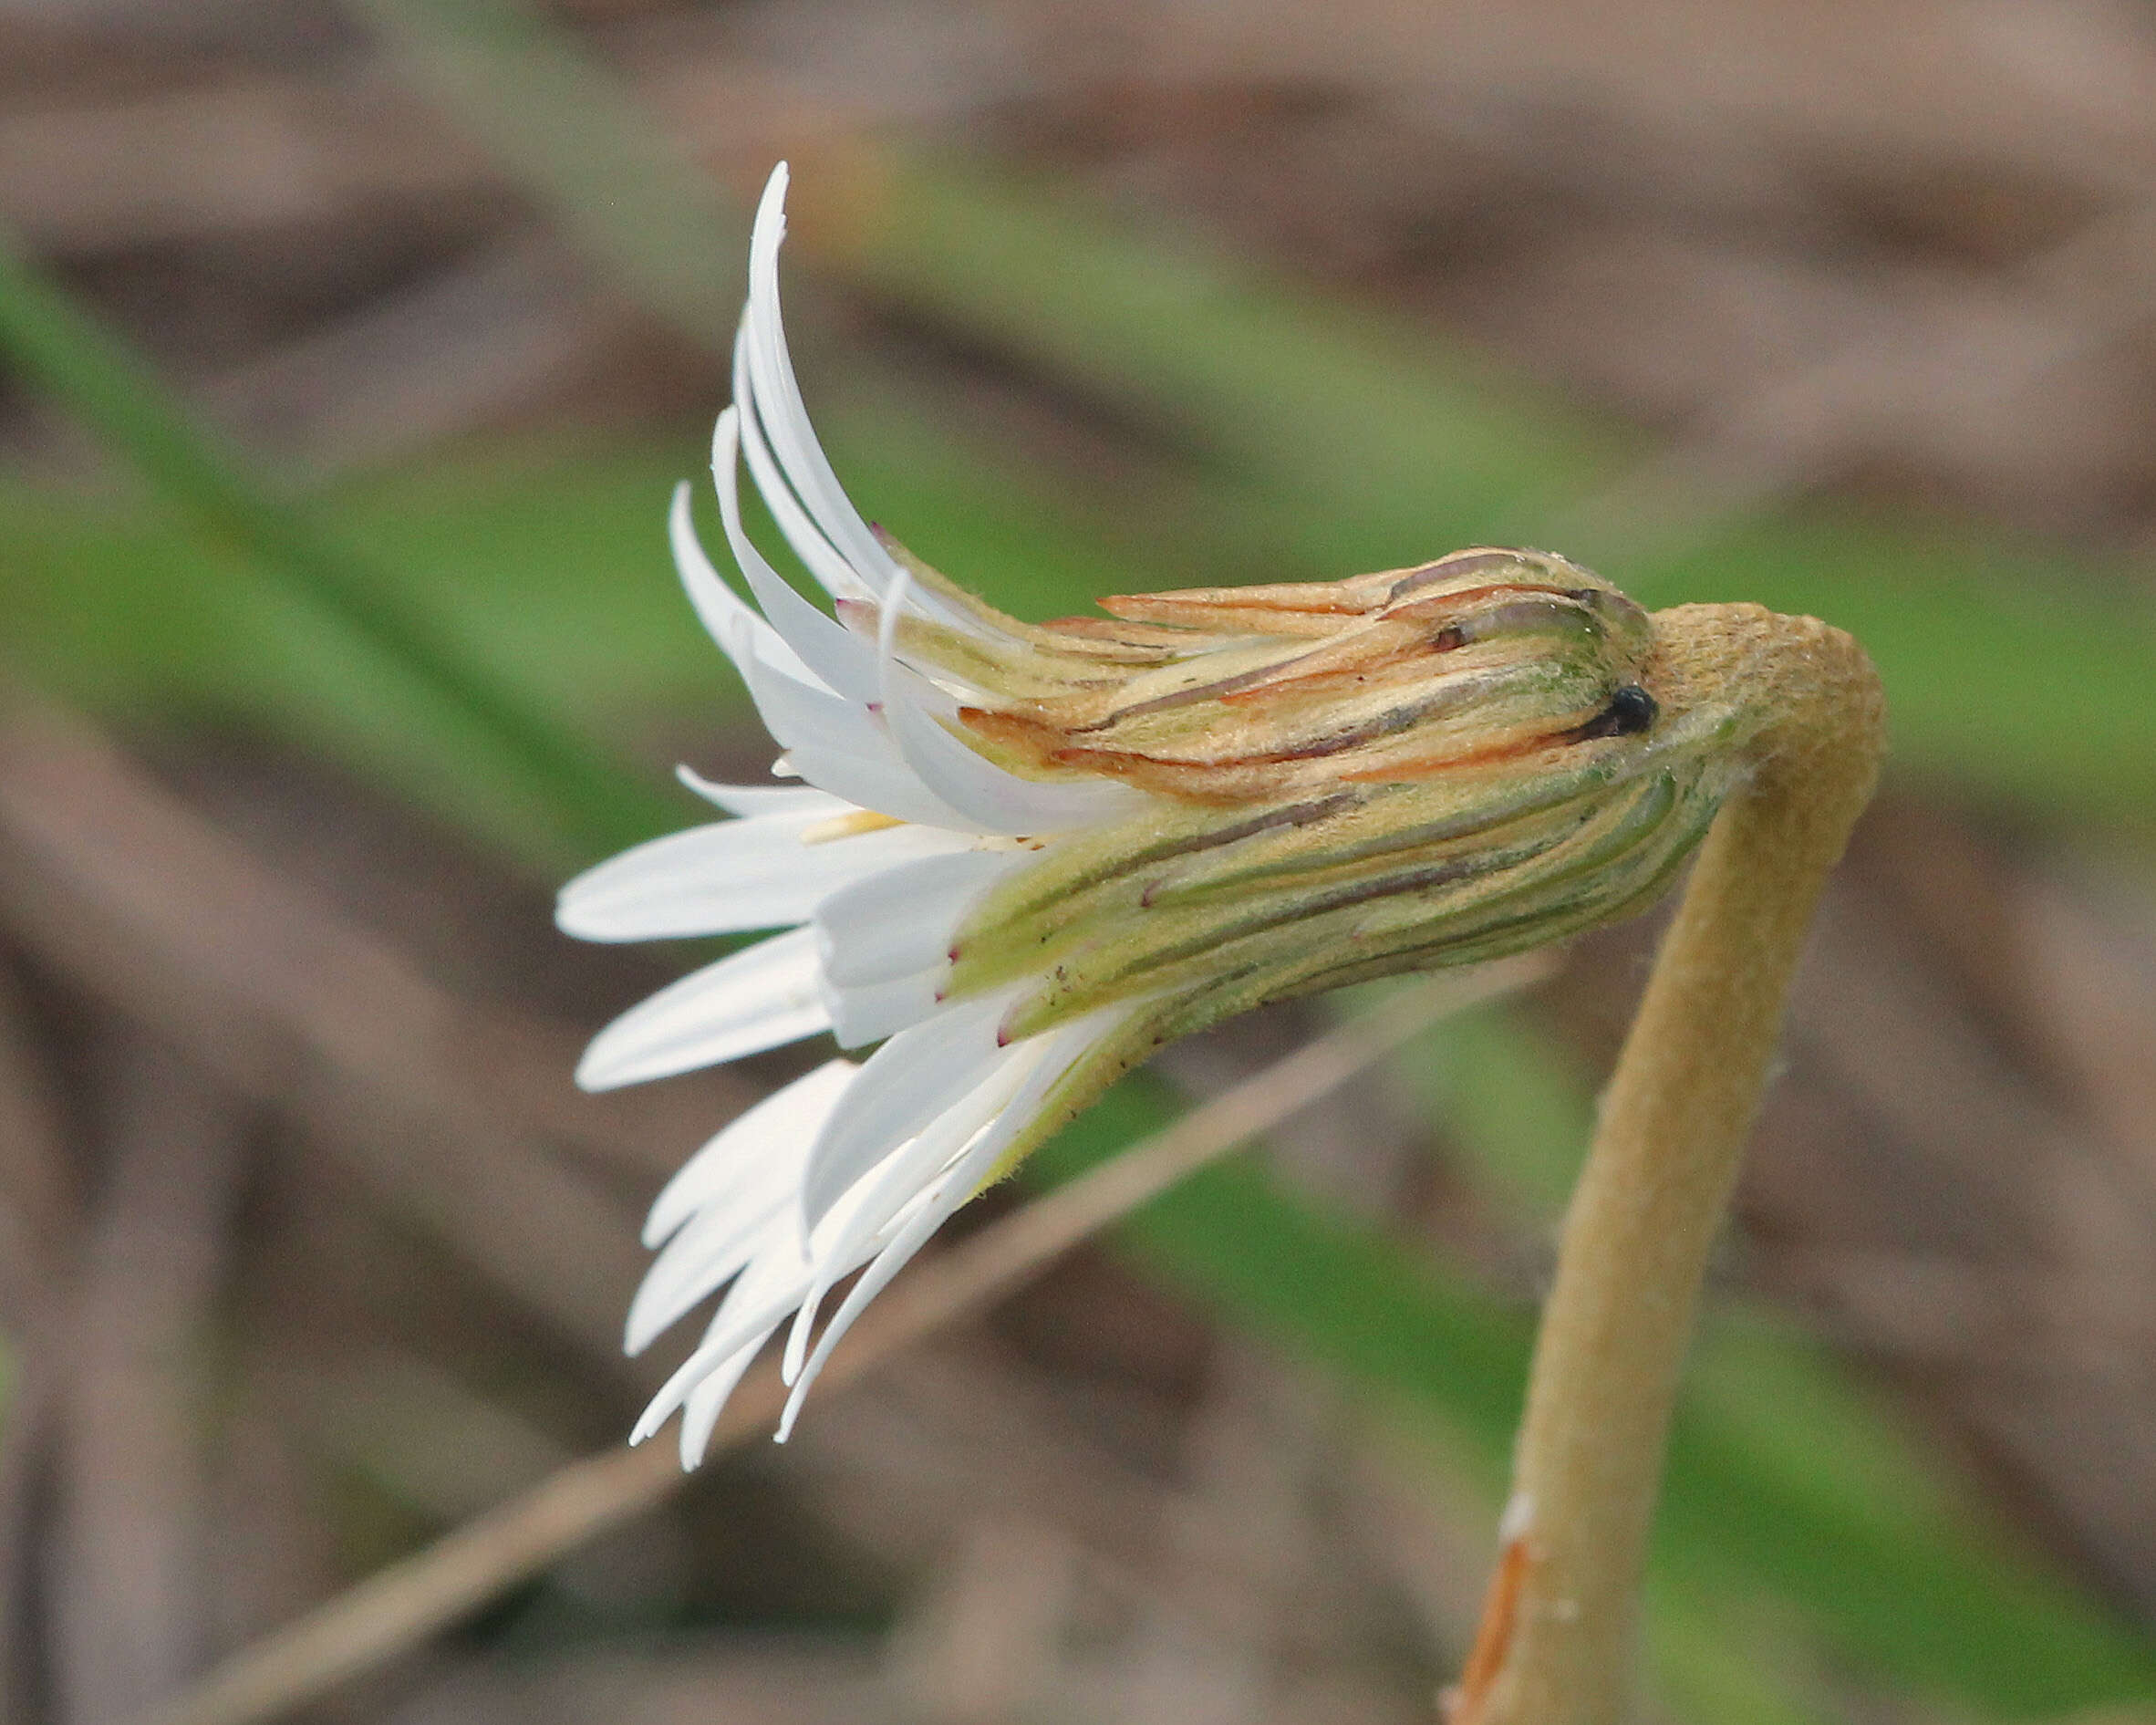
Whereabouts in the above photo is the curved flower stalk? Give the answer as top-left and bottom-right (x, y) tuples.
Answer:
(559, 163), (1767, 1465)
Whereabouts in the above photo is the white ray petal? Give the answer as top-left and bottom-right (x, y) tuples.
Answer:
(629, 1065), (866, 1354)
(741, 165), (900, 598)
(644, 1058), (856, 1249)
(873, 571), (1145, 835)
(779, 1042), (1038, 1383)
(730, 648), (991, 831)
(630, 1233), (812, 1448)
(889, 689), (1146, 832)
(814, 848), (1021, 987)
(633, 1127), (917, 1450)
(773, 1193), (956, 1443)
(799, 991), (1016, 1231)
(774, 739), (992, 832)
(559, 814), (973, 944)
(669, 483), (822, 689)
(626, 1190), (785, 1356)
(674, 768), (848, 819)
(576, 927), (828, 1091)
(729, 332), (874, 607)
(821, 969), (946, 1051)
(712, 407), (881, 701)
(774, 1008), (1120, 1439)
(677, 1319), (781, 1467)
(731, 645), (909, 776)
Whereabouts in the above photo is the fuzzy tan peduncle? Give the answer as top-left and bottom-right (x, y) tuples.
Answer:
(1448, 602), (1885, 1725)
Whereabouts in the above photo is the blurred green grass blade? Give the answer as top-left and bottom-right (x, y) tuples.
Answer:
(843, 158), (1626, 554)
(0, 229), (669, 859)
(1031, 1069), (2156, 1718)
(350, 0), (739, 352)
(1647, 510), (2156, 816)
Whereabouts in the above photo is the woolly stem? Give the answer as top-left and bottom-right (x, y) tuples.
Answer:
(1447, 604), (1885, 1725)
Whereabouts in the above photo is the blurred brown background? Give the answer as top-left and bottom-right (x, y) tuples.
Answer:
(4, 1), (2156, 1722)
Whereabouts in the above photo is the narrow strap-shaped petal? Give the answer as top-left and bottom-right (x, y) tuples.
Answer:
(814, 848), (1022, 988)
(576, 927), (828, 1091)
(713, 405), (882, 701)
(820, 968), (945, 1051)
(676, 1316), (782, 1467)
(631, 1231), (816, 1450)
(876, 572), (1146, 835)
(884, 683), (1148, 833)
(643, 1058), (856, 1248)
(558, 813), (971, 943)
(780, 1041), (1039, 1383)
(773, 1013), (1108, 1440)
(669, 483), (823, 690)
(798, 990), (1016, 1230)
(741, 167), (902, 596)
(626, 1190), (785, 1356)
(732, 627), (886, 760)
(673, 769), (850, 819)
(729, 327), (874, 606)
(772, 1189), (958, 1444)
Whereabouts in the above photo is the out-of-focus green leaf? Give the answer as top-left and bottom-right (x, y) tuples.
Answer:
(0, 234), (669, 862)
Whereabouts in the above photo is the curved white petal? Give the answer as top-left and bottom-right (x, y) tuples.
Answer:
(632, 1106), (928, 1452)
(773, 1182), (965, 1444)
(643, 1058), (856, 1249)
(631, 1229), (811, 1451)
(627, 1188), (786, 1357)
(874, 572), (1144, 836)
(576, 927), (828, 1091)
(773, 1009), (1122, 1439)
(773, 738), (990, 833)
(713, 406), (881, 701)
(741, 165), (900, 598)
(733, 643), (887, 762)
(885, 682), (1146, 833)
(732, 643), (992, 836)
(673, 769), (850, 820)
(814, 849), (1021, 987)
(728, 327), (873, 604)
(559, 814), (973, 943)
(669, 483), (819, 689)
(799, 991), (1017, 1231)
(675, 1315), (782, 1467)
(778, 1041), (1040, 1384)
(821, 969), (946, 1051)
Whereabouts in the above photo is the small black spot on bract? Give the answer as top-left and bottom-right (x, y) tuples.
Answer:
(1577, 684), (1657, 740)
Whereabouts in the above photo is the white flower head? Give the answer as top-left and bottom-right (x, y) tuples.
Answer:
(561, 164), (1747, 1463)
